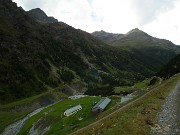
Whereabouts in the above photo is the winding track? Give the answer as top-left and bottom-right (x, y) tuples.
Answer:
(157, 80), (180, 135)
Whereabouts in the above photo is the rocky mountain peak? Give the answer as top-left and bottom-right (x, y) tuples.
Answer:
(127, 28), (141, 33)
(27, 8), (58, 23)
(91, 30), (123, 43)
(126, 28), (147, 35)
(123, 28), (151, 40)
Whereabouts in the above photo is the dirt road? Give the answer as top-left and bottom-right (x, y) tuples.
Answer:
(156, 81), (180, 135)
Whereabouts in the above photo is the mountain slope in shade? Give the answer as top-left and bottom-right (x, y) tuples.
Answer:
(110, 28), (180, 71)
(0, 0), (179, 103)
(27, 8), (58, 23)
(92, 29), (180, 73)
(156, 54), (180, 78)
(0, 0), (143, 103)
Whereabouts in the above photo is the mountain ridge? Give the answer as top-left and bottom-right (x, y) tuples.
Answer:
(27, 8), (58, 23)
(92, 30), (123, 43)
(92, 29), (180, 52)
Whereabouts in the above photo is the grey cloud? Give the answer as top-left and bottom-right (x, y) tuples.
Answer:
(132, 0), (177, 26)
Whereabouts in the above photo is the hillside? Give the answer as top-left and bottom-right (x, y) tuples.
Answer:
(0, 0), (179, 104)
(156, 54), (180, 78)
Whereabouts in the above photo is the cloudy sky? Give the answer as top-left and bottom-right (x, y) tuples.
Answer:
(13, 0), (180, 45)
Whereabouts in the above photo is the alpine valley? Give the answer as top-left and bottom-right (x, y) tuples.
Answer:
(1, 0), (180, 135)
(0, 0), (180, 104)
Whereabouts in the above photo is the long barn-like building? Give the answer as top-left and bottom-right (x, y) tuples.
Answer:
(64, 105), (82, 116)
(92, 97), (111, 112)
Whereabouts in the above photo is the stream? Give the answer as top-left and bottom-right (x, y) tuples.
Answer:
(1, 103), (55, 135)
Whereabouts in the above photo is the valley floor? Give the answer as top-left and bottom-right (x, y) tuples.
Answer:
(0, 75), (179, 135)
(71, 75), (180, 135)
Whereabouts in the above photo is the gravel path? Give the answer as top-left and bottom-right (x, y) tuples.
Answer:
(156, 81), (180, 135)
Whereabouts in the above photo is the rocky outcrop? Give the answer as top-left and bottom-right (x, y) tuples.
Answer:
(27, 8), (58, 23)
(92, 30), (123, 43)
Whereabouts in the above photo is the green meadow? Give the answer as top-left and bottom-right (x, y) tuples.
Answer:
(17, 96), (102, 135)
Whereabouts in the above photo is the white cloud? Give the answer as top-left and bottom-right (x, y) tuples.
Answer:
(12, 0), (180, 44)
(90, 0), (138, 33)
(131, 0), (176, 26)
(50, 0), (93, 28)
(141, 0), (180, 45)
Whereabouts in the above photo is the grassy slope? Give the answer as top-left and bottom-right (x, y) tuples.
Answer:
(14, 95), (119, 135)
(0, 88), (67, 133)
(113, 79), (150, 95)
(73, 75), (180, 135)
(0, 87), (66, 110)
(0, 111), (30, 133)
(16, 96), (101, 135)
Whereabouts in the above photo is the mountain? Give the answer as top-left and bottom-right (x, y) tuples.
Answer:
(92, 28), (179, 51)
(156, 54), (180, 78)
(0, 0), (179, 104)
(110, 28), (180, 51)
(92, 29), (180, 73)
(0, 0), (137, 103)
(27, 8), (58, 23)
(92, 30), (123, 43)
